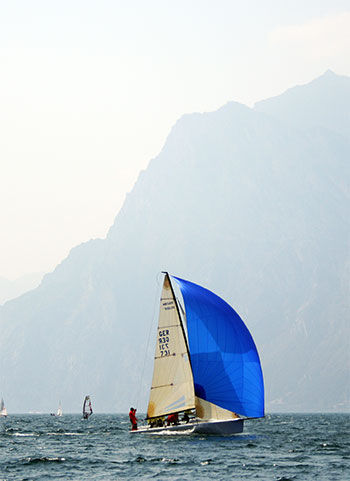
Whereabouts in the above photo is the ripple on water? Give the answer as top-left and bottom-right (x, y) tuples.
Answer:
(23, 457), (66, 464)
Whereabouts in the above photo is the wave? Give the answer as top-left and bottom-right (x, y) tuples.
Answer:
(12, 433), (39, 437)
(23, 457), (65, 464)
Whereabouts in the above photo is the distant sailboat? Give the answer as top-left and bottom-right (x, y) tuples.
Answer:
(0, 398), (7, 417)
(83, 395), (93, 419)
(132, 272), (264, 435)
(51, 402), (63, 417)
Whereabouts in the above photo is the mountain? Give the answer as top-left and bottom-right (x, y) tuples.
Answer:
(0, 71), (349, 413)
(0, 272), (45, 305)
(255, 70), (350, 140)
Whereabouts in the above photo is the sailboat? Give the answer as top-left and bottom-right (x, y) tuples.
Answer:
(50, 402), (63, 417)
(133, 272), (264, 435)
(0, 398), (7, 417)
(83, 395), (93, 419)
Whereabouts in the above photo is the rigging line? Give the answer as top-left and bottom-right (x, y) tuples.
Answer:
(135, 271), (162, 409)
(177, 296), (186, 318)
(175, 295), (188, 338)
(168, 274), (192, 372)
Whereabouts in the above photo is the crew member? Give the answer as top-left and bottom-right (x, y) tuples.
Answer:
(182, 411), (190, 423)
(167, 412), (179, 426)
(129, 407), (138, 430)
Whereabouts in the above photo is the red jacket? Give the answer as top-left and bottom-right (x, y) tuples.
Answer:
(129, 410), (137, 424)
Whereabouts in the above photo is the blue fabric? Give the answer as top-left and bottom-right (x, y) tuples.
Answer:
(172, 276), (264, 418)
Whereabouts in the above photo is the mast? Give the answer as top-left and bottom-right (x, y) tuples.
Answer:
(163, 272), (192, 370)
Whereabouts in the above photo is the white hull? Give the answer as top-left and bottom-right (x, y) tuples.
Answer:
(131, 418), (244, 435)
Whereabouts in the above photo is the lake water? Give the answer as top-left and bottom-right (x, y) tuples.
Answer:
(0, 413), (348, 480)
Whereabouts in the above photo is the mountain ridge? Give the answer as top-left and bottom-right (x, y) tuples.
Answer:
(254, 69), (350, 140)
(0, 71), (349, 413)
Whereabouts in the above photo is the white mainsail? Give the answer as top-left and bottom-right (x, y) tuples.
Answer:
(0, 398), (7, 417)
(56, 402), (62, 416)
(147, 274), (195, 419)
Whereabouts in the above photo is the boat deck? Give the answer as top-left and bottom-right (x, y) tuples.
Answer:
(130, 418), (244, 435)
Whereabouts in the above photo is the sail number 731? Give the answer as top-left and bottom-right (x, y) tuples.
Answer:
(159, 329), (170, 356)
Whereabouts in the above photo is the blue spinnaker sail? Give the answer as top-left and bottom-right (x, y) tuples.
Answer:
(172, 276), (264, 418)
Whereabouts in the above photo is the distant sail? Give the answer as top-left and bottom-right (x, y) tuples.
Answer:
(0, 398), (8, 417)
(83, 395), (93, 419)
(56, 402), (62, 417)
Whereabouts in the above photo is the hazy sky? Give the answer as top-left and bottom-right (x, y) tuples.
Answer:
(1, 0), (349, 280)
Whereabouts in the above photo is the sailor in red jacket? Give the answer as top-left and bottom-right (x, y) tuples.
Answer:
(167, 412), (179, 426)
(129, 407), (138, 430)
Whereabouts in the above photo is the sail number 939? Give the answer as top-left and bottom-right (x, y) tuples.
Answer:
(158, 329), (171, 356)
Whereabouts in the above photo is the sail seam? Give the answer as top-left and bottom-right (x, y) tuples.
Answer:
(151, 383), (174, 389)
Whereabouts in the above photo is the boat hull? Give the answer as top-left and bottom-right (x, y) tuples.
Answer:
(130, 418), (244, 435)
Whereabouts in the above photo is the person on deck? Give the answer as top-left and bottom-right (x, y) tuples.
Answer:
(182, 412), (190, 423)
(167, 412), (179, 426)
(129, 407), (138, 430)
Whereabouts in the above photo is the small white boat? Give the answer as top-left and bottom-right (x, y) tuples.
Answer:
(51, 402), (62, 416)
(131, 272), (264, 435)
(0, 398), (7, 417)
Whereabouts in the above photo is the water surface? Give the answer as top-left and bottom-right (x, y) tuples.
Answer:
(0, 413), (348, 480)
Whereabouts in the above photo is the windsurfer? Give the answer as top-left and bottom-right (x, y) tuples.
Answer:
(129, 407), (138, 430)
